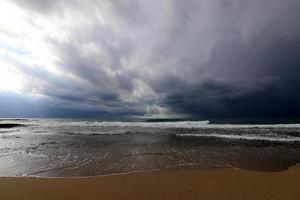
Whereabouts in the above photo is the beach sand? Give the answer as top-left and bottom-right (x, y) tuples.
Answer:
(0, 167), (299, 200)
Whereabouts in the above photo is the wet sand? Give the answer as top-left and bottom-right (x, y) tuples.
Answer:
(0, 166), (299, 200)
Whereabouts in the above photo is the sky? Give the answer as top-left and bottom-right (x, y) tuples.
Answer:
(0, 0), (300, 118)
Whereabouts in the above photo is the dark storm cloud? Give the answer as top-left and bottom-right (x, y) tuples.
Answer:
(154, 36), (300, 117)
(158, 76), (300, 118)
(2, 0), (300, 118)
(144, 0), (300, 118)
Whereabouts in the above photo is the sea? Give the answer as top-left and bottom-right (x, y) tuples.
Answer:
(0, 118), (300, 177)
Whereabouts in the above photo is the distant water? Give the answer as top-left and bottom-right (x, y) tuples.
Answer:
(0, 118), (300, 177)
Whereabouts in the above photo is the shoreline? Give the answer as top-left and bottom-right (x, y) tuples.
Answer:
(0, 166), (299, 200)
(2, 163), (298, 179)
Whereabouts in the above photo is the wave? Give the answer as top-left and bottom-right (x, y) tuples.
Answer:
(37, 120), (210, 128)
(3, 118), (300, 129)
(176, 133), (300, 142)
(41, 120), (300, 129)
(3, 119), (300, 143)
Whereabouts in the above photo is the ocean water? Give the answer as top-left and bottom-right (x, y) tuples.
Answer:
(0, 118), (300, 177)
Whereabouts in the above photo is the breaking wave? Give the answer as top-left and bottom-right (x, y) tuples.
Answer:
(176, 133), (300, 143)
(33, 120), (300, 129)
(2, 119), (300, 143)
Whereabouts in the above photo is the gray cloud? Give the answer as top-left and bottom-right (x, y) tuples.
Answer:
(1, 0), (300, 118)
(10, 0), (60, 14)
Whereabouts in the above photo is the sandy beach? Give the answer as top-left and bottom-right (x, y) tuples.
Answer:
(0, 166), (299, 200)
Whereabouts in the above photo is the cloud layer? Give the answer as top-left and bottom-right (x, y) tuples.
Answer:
(0, 0), (300, 118)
